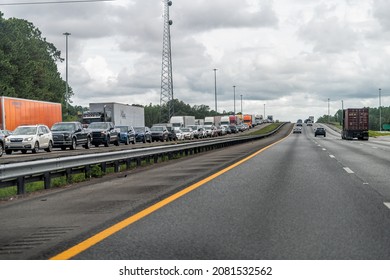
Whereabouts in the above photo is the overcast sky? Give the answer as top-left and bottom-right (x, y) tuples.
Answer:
(1, 0), (390, 121)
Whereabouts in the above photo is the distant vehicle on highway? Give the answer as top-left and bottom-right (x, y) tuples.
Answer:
(293, 127), (302, 134)
(306, 121), (313, 126)
(315, 127), (326, 137)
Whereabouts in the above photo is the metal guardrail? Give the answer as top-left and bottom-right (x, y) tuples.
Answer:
(0, 123), (287, 195)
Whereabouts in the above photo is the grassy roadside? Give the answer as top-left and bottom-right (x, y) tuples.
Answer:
(248, 123), (282, 136)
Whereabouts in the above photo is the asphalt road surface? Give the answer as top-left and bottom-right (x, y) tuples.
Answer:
(2, 123), (390, 260)
(71, 124), (390, 259)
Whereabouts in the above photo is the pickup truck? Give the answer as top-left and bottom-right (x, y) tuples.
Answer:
(51, 121), (92, 150)
(88, 122), (120, 147)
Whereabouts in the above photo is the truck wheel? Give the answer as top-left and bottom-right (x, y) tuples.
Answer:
(45, 141), (53, 152)
(0, 144), (3, 157)
(32, 142), (39, 153)
(84, 137), (91, 149)
(70, 138), (77, 150)
(132, 138), (136, 144)
(114, 139), (120, 146)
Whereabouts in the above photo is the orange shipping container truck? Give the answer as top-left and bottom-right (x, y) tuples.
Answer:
(0, 96), (62, 131)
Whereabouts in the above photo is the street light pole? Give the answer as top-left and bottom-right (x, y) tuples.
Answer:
(63, 32), (71, 109)
(213, 68), (218, 112)
(264, 104), (265, 121)
(328, 98), (330, 123)
(233, 85), (236, 115)
(240, 94), (243, 115)
(379, 88), (382, 131)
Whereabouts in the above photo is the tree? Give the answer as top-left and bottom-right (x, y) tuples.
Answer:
(0, 12), (70, 110)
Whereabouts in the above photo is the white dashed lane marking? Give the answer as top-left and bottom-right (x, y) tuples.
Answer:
(384, 203), (390, 210)
(329, 155), (335, 158)
(343, 167), (354, 174)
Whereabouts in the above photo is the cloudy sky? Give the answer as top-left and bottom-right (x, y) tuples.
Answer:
(1, 0), (390, 121)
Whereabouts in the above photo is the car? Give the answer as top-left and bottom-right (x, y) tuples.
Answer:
(223, 125), (232, 134)
(0, 130), (12, 137)
(174, 127), (184, 140)
(229, 125), (239, 134)
(293, 126), (302, 134)
(150, 125), (169, 142)
(306, 121), (313, 126)
(187, 125), (200, 139)
(115, 125), (136, 145)
(204, 125), (218, 137)
(134, 126), (152, 143)
(0, 131), (5, 157)
(315, 127), (326, 137)
(5, 124), (53, 154)
(197, 127), (207, 138)
(51, 121), (92, 150)
(89, 122), (120, 147)
(181, 127), (195, 140)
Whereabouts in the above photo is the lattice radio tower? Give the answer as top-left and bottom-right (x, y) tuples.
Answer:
(160, 0), (174, 123)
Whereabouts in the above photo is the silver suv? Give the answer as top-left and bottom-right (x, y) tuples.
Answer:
(5, 125), (53, 154)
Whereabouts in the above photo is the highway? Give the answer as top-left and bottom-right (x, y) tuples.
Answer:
(1, 123), (390, 259)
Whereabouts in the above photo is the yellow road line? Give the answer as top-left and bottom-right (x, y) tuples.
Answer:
(50, 135), (288, 260)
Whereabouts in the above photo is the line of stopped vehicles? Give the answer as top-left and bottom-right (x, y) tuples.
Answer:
(0, 112), (268, 157)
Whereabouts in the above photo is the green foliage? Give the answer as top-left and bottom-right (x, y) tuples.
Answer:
(0, 12), (71, 114)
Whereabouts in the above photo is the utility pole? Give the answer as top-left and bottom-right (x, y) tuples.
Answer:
(240, 94), (243, 115)
(379, 88), (382, 131)
(160, 0), (174, 123)
(233, 85), (236, 115)
(213, 68), (218, 112)
(63, 32), (71, 109)
(328, 98), (330, 123)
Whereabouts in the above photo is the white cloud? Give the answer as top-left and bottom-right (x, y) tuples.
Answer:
(1, 0), (390, 122)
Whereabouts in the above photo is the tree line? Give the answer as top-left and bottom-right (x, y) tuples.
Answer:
(0, 12), (72, 110)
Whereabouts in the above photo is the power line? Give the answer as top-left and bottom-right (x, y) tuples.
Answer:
(0, 0), (114, 6)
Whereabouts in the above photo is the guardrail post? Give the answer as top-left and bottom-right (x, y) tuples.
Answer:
(101, 162), (107, 173)
(66, 168), (72, 184)
(126, 159), (132, 169)
(85, 165), (91, 179)
(16, 177), (25, 195)
(44, 172), (51, 189)
(114, 160), (120, 172)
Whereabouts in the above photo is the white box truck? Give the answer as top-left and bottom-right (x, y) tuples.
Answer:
(83, 102), (145, 127)
(169, 116), (195, 128)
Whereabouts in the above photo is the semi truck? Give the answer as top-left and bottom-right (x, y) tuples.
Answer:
(82, 102), (145, 127)
(341, 108), (369, 140)
(204, 116), (221, 126)
(169, 116), (195, 128)
(220, 116), (230, 126)
(229, 115), (240, 125)
(0, 96), (62, 131)
(243, 114), (255, 128)
(255, 114), (263, 125)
